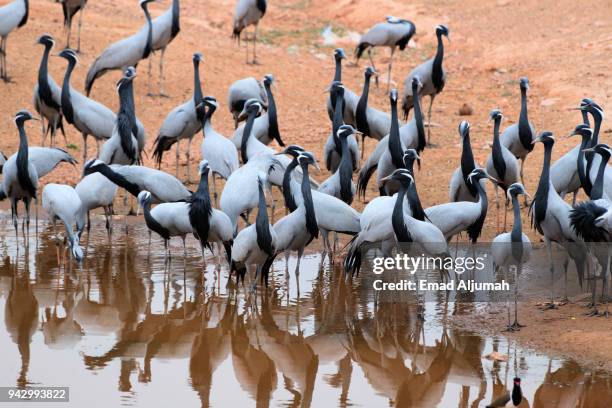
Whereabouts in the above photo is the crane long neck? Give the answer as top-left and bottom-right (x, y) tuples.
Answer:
(18, 0), (28, 27)
(171, 0), (180, 38)
(510, 194), (522, 243)
(339, 135), (353, 204)
(535, 142), (552, 205)
(142, 5), (153, 59)
(202, 105), (215, 132)
(16, 120), (35, 197)
(412, 83), (426, 153)
(332, 90), (344, 149)
(61, 60), (76, 124)
(334, 57), (342, 82)
(193, 61), (204, 121)
(577, 133), (591, 195)
(581, 110), (590, 127)
(492, 117), (506, 184)
(392, 183), (412, 243)
(143, 197), (170, 240)
(282, 158), (299, 211)
(189, 170), (213, 242)
(591, 152), (610, 200)
(38, 44), (56, 108)
(264, 83), (283, 146)
(389, 97), (403, 169)
(518, 88), (533, 150)
(404, 166), (426, 222)
(117, 82), (137, 163)
(355, 74), (371, 135)
(255, 182), (274, 256)
(431, 33), (445, 90)
(461, 131), (477, 197)
(300, 163), (318, 238)
(240, 111), (257, 164)
(467, 178), (488, 243)
(89, 163), (141, 197)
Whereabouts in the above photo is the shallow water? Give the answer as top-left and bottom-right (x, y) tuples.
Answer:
(0, 214), (611, 407)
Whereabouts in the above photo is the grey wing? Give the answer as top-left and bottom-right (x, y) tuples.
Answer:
(359, 23), (392, 47)
(448, 167), (463, 202)
(28, 147), (78, 178)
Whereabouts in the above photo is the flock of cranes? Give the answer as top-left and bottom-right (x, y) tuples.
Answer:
(0, 0), (610, 337)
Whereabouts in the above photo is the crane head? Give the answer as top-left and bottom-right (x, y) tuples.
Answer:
(458, 121), (470, 138)
(519, 77), (529, 90)
(334, 48), (347, 60)
(583, 144), (612, 161)
(238, 99), (263, 121)
(37, 34), (54, 48)
(488, 109), (503, 122)
(389, 88), (398, 102)
(410, 76), (422, 92)
(14, 110), (38, 125)
(435, 24), (450, 39)
(139, 0), (156, 9)
(382, 168), (414, 185)
(507, 183), (531, 201)
(468, 168), (497, 185)
(198, 160), (210, 175)
(403, 149), (421, 171)
(297, 152), (320, 171)
(276, 145), (305, 158)
(263, 74), (274, 86)
(193, 52), (203, 63)
(58, 48), (79, 64)
(532, 131), (555, 145)
(365, 66), (378, 78)
(337, 124), (360, 140)
(568, 124), (592, 139)
(137, 191), (153, 213)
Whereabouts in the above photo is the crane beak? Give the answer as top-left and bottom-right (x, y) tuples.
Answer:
(380, 175), (392, 183)
(566, 131), (578, 138)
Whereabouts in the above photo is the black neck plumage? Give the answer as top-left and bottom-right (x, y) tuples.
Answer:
(300, 162), (318, 239)
(283, 158), (299, 212)
(18, 0), (29, 27)
(431, 33), (445, 91)
(355, 74), (371, 136)
(590, 152), (610, 200)
(264, 83), (283, 146)
(510, 194), (524, 262)
(338, 135), (353, 204)
(142, 5), (153, 59)
(466, 179), (488, 243)
(143, 197), (170, 240)
(532, 141), (552, 234)
(491, 117), (507, 188)
(392, 183), (412, 243)
(89, 163), (141, 197)
(16, 121), (36, 197)
(585, 112), (602, 183)
(256, 182), (274, 256)
(333, 57), (342, 82)
(117, 82), (138, 163)
(405, 161), (426, 222)
(332, 90), (345, 152)
(577, 132), (592, 196)
(38, 44), (58, 109)
(189, 170), (213, 243)
(171, 0), (180, 39)
(240, 111), (257, 164)
(389, 97), (403, 169)
(461, 131), (477, 198)
(61, 61), (75, 124)
(518, 88), (533, 151)
(193, 60), (204, 122)
(412, 83), (426, 153)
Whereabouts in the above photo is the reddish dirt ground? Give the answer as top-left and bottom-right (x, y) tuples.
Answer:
(0, 0), (611, 368)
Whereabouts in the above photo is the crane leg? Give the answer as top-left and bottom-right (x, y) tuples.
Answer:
(175, 140), (180, 178)
(368, 49), (378, 88)
(186, 137), (193, 184)
(159, 47), (168, 97)
(1, 37), (9, 82)
(244, 29), (249, 65)
(212, 173), (218, 207)
(503, 198), (508, 232)
(182, 236), (187, 259)
(543, 238), (557, 309)
(253, 24), (259, 65)
(77, 3), (85, 53)
(147, 55), (153, 96)
(386, 48), (395, 95)
(82, 133), (88, 163)
(512, 264), (525, 329)
(295, 247), (304, 276)
(502, 265), (513, 331)
(11, 199), (18, 241)
(427, 95), (436, 146)
(520, 159), (530, 206)
(494, 184), (500, 233)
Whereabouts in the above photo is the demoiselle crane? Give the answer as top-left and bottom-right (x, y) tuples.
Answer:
(60, 0), (88, 51)
(318, 125), (358, 205)
(491, 183), (532, 331)
(232, 0), (267, 65)
(401, 24), (449, 145)
(227, 76), (267, 128)
(355, 16), (416, 93)
(232, 74), (284, 147)
(323, 81), (359, 173)
(425, 168), (496, 243)
(486, 109), (520, 232)
(0, 0), (28, 82)
(355, 67), (391, 154)
(199, 96), (239, 205)
(33, 34), (65, 148)
(83, 159), (191, 203)
(84, 0), (155, 95)
(358, 78), (426, 197)
(551, 124), (592, 204)
(152, 52), (204, 182)
(325, 48), (358, 126)
(42, 184), (85, 262)
(501, 77), (536, 188)
(230, 174), (277, 288)
(530, 132), (587, 309)
(449, 121), (481, 203)
(58, 49), (116, 162)
(99, 68), (142, 165)
(75, 172), (118, 237)
(582, 100), (605, 196)
(188, 161), (233, 265)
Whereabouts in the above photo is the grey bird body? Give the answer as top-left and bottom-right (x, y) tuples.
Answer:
(147, 0), (180, 95)
(42, 183), (84, 261)
(325, 49), (358, 127)
(228, 77), (267, 127)
(84, 0), (155, 95)
(200, 97), (239, 180)
(0, 0), (28, 81)
(75, 172), (118, 235)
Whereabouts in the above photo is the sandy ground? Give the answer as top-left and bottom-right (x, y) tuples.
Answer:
(0, 0), (611, 368)
(451, 296), (612, 372)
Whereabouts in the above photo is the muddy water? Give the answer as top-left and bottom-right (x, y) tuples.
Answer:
(0, 214), (611, 407)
